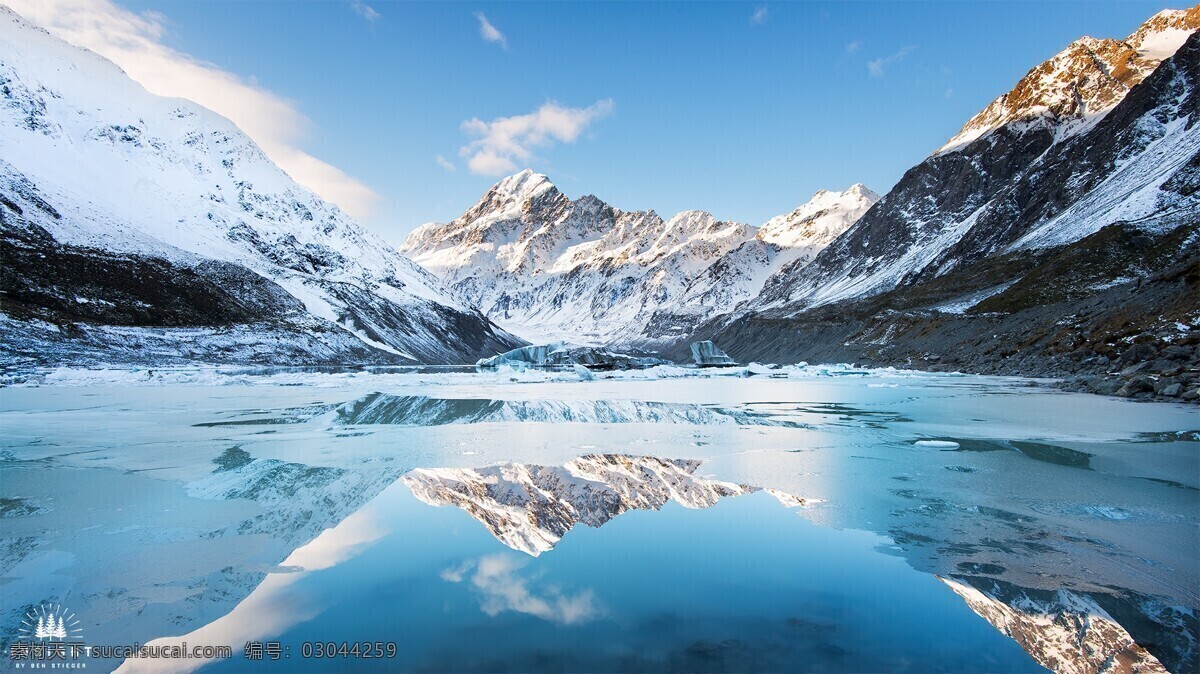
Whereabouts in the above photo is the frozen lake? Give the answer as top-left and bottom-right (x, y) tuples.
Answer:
(1, 366), (1197, 672)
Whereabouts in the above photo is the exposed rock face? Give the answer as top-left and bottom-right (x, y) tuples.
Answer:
(0, 7), (522, 366)
(698, 14), (1200, 400)
(401, 173), (875, 348)
(402, 455), (761, 555)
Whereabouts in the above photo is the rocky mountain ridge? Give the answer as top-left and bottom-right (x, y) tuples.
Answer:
(938, 7), (1200, 154)
(688, 9), (1200, 401)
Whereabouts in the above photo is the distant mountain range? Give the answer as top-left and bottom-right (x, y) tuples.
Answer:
(1, 4), (1197, 399)
(401, 171), (877, 347)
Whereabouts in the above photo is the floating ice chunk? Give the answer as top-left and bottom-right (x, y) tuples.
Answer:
(689, 340), (737, 367)
(915, 440), (961, 449)
(1082, 506), (1133, 521)
(476, 342), (566, 368)
(476, 342), (665, 370)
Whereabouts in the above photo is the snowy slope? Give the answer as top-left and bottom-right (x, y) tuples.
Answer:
(749, 8), (1200, 314)
(401, 172), (875, 346)
(668, 184), (878, 328)
(0, 6), (520, 365)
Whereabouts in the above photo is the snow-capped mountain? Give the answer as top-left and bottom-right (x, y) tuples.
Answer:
(750, 8), (1200, 312)
(0, 6), (521, 366)
(938, 7), (1200, 153)
(401, 172), (876, 346)
(657, 184), (877, 336)
(692, 9), (1200, 398)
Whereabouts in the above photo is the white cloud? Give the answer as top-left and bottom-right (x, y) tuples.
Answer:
(944, 88), (955, 99)
(6, 0), (381, 219)
(750, 5), (768, 25)
(350, 1), (380, 23)
(459, 99), (614, 176)
(867, 45), (916, 78)
(435, 154), (457, 172)
(845, 39), (862, 54)
(443, 555), (600, 625)
(474, 12), (508, 49)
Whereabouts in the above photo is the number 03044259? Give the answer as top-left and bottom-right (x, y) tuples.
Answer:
(300, 641), (398, 659)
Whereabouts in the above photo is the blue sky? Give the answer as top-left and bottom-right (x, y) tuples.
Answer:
(116, 0), (1174, 243)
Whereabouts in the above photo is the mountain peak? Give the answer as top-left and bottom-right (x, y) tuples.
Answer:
(490, 169), (555, 201)
(451, 169), (565, 226)
(1128, 5), (1200, 58)
(936, 6), (1200, 154)
(845, 183), (880, 199)
(0, 6), (521, 364)
(666, 209), (717, 226)
(758, 184), (879, 248)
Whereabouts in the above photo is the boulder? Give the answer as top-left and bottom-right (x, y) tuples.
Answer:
(1117, 375), (1156, 396)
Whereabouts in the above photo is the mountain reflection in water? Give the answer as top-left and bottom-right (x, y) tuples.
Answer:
(5, 380), (1194, 674)
(403, 454), (816, 555)
(941, 576), (1176, 674)
(404, 454), (1196, 674)
(336, 393), (808, 427)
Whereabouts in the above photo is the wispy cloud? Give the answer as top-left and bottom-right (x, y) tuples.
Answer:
(435, 155), (456, 172)
(749, 5), (768, 25)
(350, 1), (380, 23)
(459, 99), (614, 176)
(867, 45), (917, 78)
(443, 555), (600, 625)
(8, 0), (381, 219)
(474, 12), (508, 49)
(944, 88), (954, 99)
(845, 39), (862, 54)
